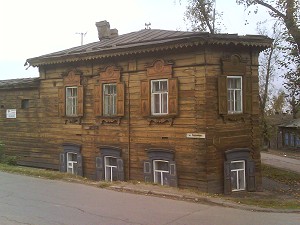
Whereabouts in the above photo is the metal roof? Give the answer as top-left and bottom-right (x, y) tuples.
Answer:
(0, 77), (39, 89)
(26, 29), (272, 67)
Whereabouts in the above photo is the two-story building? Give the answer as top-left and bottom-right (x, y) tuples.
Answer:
(0, 21), (272, 194)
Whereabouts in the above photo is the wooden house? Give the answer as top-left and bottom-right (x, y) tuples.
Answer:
(0, 21), (272, 194)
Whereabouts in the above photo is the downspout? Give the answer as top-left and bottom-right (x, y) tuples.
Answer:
(127, 69), (131, 180)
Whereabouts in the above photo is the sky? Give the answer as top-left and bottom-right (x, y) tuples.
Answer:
(0, 0), (270, 80)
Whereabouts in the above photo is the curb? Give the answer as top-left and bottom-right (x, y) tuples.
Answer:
(109, 185), (300, 214)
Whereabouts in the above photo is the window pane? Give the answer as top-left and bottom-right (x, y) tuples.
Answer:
(162, 93), (168, 113)
(103, 84), (117, 116)
(151, 80), (168, 115)
(161, 80), (168, 91)
(231, 161), (244, 170)
(235, 90), (242, 111)
(227, 77), (242, 113)
(156, 161), (169, 171)
(66, 87), (77, 116)
(153, 94), (160, 113)
(231, 171), (238, 190)
(238, 170), (245, 190)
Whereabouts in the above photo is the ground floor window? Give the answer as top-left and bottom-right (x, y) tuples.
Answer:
(104, 156), (118, 181)
(144, 148), (177, 187)
(59, 143), (83, 176)
(67, 152), (78, 174)
(96, 146), (124, 182)
(231, 160), (246, 191)
(153, 160), (169, 185)
(224, 148), (255, 194)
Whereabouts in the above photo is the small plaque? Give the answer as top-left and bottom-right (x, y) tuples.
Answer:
(6, 109), (16, 118)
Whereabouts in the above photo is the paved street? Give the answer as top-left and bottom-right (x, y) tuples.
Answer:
(261, 152), (300, 173)
(0, 172), (299, 225)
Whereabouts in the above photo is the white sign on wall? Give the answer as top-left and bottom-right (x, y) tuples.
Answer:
(6, 109), (16, 118)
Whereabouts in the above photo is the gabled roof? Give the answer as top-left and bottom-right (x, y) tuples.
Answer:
(0, 77), (39, 90)
(26, 29), (272, 67)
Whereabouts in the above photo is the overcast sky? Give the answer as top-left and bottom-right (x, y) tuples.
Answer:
(0, 0), (270, 80)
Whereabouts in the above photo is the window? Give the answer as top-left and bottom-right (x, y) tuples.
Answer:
(153, 160), (169, 185)
(296, 136), (300, 147)
(21, 99), (29, 109)
(231, 160), (246, 191)
(151, 79), (168, 115)
(290, 134), (295, 146)
(67, 152), (78, 174)
(227, 76), (242, 114)
(219, 55), (251, 116)
(224, 148), (255, 194)
(104, 156), (118, 181)
(143, 148), (177, 187)
(284, 133), (289, 146)
(140, 59), (178, 120)
(59, 144), (83, 176)
(95, 146), (124, 181)
(58, 70), (83, 119)
(66, 87), (78, 116)
(94, 66), (125, 121)
(103, 84), (117, 116)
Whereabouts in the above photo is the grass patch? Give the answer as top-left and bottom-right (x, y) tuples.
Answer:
(231, 197), (300, 209)
(262, 164), (300, 186)
(0, 163), (86, 182)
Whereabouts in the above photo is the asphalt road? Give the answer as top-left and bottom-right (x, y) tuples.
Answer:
(261, 152), (300, 173)
(0, 172), (299, 225)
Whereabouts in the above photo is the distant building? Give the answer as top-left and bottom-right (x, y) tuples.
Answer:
(0, 21), (272, 194)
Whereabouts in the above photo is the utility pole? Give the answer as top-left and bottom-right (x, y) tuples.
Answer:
(76, 32), (87, 46)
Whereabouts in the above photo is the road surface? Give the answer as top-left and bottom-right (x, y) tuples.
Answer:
(0, 172), (299, 225)
(261, 152), (300, 173)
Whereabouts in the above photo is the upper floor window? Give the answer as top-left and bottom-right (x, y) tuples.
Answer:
(219, 55), (251, 116)
(103, 83), (117, 116)
(66, 87), (78, 116)
(58, 70), (83, 118)
(94, 66), (124, 121)
(141, 59), (178, 120)
(151, 79), (168, 115)
(227, 76), (242, 114)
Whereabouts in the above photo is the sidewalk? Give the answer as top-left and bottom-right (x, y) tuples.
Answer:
(261, 152), (300, 174)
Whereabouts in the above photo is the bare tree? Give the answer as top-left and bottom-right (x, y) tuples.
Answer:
(236, 0), (300, 56)
(184, 0), (223, 33)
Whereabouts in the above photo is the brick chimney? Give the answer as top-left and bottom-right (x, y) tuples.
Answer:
(95, 20), (118, 40)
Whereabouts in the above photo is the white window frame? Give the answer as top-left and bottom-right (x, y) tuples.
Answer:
(227, 76), (242, 114)
(153, 160), (169, 185)
(67, 152), (77, 174)
(231, 160), (246, 191)
(104, 156), (117, 182)
(66, 86), (78, 116)
(103, 83), (117, 116)
(151, 79), (168, 115)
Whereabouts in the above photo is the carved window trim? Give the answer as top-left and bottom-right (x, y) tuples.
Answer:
(141, 59), (178, 125)
(218, 55), (251, 122)
(94, 66), (125, 125)
(58, 70), (84, 124)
